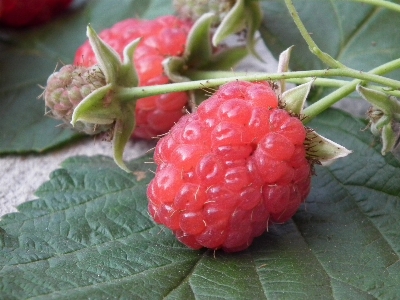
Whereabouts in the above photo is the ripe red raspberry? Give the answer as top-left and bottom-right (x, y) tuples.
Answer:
(147, 81), (312, 252)
(0, 0), (73, 28)
(74, 16), (193, 139)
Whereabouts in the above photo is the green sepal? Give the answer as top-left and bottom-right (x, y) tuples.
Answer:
(371, 114), (390, 134)
(184, 12), (215, 69)
(357, 85), (400, 155)
(87, 25), (121, 84)
(71, 84), (117, 126)
(356, 85), (400, 116)
(212, 0), (246, 46)
(243, 0), (263, 60)
(112, 104), (136, 172)
(118, 38), (141, 87)
(281, 79), (314, 115)
(163, 56), (189, 83)
(369, 115), (397, 155)
(84, 25), (144, 171)
(306, 130), (352, 165)
(183, 10), (249, 70)
(165, 12), (248, 84)
(381, 123), (397, 155)
(277, 46), (294, 94)
(370, 123), (380, 137)
(212, 0), (262, 59)
(87, 25), (140, 88)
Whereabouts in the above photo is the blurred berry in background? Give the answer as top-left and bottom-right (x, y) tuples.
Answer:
(0, 0), (73, 28)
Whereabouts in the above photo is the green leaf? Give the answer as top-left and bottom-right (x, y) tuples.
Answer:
(0, 0), (173, 154)
(1, 109), (400, 299)
(260, 0), (400, 79)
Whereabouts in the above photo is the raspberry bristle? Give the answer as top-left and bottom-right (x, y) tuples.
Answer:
(74, 16), (193, 139)
(148, 81), (312, 252)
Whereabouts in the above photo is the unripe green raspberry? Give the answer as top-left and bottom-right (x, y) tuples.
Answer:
(173, 0), (235, 24)
(44, 64), (112, 134)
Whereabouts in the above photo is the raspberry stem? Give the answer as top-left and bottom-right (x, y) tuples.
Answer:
(350, 0), (400, 13)
(284, 0), (347, 70)
(303, 58), (400, 122)
(117, 63), (400, 101)
(112, 56), (400, 124)
(185, 70), (400, 97)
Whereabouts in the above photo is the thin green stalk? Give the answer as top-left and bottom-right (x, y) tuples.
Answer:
(285, 77), (349, 88)
(187, 70), (400, 96)
(284, 0), (347, 69)
(349, 0), (400, 13)
(291, 78), (400, 97)
(303, 82), (359, 123)
(117, 66), (400, 102)
(286, 77), (400, 97)
(303, 58), (400, 121)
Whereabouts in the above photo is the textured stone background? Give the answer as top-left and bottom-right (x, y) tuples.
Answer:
(0, 39), (367, 218)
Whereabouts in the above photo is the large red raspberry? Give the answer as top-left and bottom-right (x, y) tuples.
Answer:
(74, 16), (193, 139)
(147, 81), (312, 252)
(0, 0), (73, 28)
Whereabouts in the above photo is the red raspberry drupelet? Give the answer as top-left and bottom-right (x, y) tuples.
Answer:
(74, 16), (193, 139)
(147, 81), (312, 252)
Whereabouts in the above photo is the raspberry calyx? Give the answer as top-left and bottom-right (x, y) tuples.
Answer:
(357, 84), (400, 156)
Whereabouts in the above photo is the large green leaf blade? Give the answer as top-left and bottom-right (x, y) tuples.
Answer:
(0, 0), (173, 154)
(302, 109), (400, 299)
(1, 109), (400, 299)
(0, 155), (203, 299)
